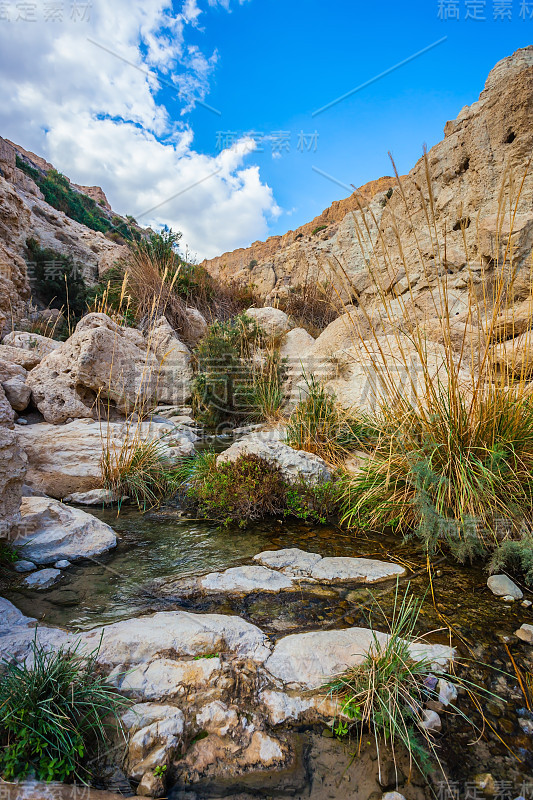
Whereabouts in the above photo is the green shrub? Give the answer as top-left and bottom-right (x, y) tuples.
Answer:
(25, 237), (90, 329)
(191, 313), (283, 428)
(0, 635), (126, 782)
(311, 225), (328, 235)
(16, 157), (138, 241)
(180, 451), (339, 526)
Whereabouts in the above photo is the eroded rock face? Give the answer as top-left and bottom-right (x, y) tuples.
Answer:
(16, 418), (196, 499)
(217, 435), (332, 485)
(26, 314), (192, 424)
(15, 495), (117, 564)
(0, 423), (27, 537)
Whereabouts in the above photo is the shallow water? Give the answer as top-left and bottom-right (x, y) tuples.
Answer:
(4, 506), (533, 791)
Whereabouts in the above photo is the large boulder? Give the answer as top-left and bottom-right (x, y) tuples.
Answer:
(0, 424), (27, 537)
(16, 418), (196, 499)
(15, 496), (117, 564)
(0, 359), (31, 411)
(216, 434), (332, 485)
(0, 382), (15, 425)
(26, 314), (192, 424)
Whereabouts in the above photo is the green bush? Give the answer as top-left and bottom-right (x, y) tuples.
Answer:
(179, 451), (340, 526)
(0, 635), (126, 782)
(25, 237), (90, 328)
(16, 157), (138, 241)
(311, 225), (328, 236)
(191, 313), (281, 428)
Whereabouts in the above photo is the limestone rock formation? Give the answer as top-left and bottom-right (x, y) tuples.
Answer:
(26, 313), (192, 424)
(16, 418), (196, 498)
(217, 434), (332, 485)
(0, 423), (26, 538)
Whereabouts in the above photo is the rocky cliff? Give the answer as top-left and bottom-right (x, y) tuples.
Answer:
(201, 47), (533, 312)
(0, 137), (129, 334)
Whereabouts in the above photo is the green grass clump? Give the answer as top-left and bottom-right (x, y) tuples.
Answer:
(311, 225), (328, 235)
(101, 434), (181, 510)
(286, 374), (378, 465)
(0, 635), (126, 782)
(340, 385), (533, 569)
(179, 451), (340, 526)
(326, 584), (488, 782)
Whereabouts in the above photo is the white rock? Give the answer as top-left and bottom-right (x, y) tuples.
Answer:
(16, 496), (117, 564)
(421, 709), (442, 732)
(23, 568), (63, 590)
(309, 556), (405, 583)
(382, 793), (407, 800)
(254, 547), (322, 575)
(265, 627), (454, 689)
(128, 713), (184, 780)
(199, 566), (294, 593)
(487, 574), (523, 599)
(515, 623), (533, 644)
(54, 560), (71, 569)
(82, 610), (272, 668)
(26, 313), (192, 424)
(196, 701), (239, 736)
(13, 559), (36, 572)
(522, 599), (532, 608)
(116, 656), (221, 700)
(245, 307), (291, 340)
(0, 598), (71, 663)
(2, 331), (61, 360)
(260, 689), (339, 725)
(217, 435), (331, 486)
(437, 678), (458, 706)
(63, 488), (115, 505)
(502, 595), (515, 603)
(122, 702), (183, 733)
(2, 375), (30, 411)
(16, 419), (195, 499)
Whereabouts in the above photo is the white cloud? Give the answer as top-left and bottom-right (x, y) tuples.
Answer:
(0, 0), (278, 259)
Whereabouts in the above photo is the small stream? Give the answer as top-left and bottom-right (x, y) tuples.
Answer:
(4, 506), (533, 794)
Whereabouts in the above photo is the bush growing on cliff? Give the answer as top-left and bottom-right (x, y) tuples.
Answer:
(0, 636), (126, 782)
(25, 237), (90, 332)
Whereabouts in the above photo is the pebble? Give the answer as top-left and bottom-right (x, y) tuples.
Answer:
(487, 574), (523, 600)
(54, 560), (72, 569)
(382, 793), (407, 800)
(438, 678), (458, 706)
(15, 417), (28, 425)
(23, 568), (63, 590)
(522, 599), (532, 608)
(13, 559), (37, 573)
(421, 709), (441, 732)
(502, 595), (515, 603)
(515, 624), (533, 644)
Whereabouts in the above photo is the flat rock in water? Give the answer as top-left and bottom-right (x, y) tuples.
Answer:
(13, 559), (36, 572)
(254, 548), (323, 574)
(309, 556), (405, 583)
(23, 568), (63, 590)
(253, 547), (405, 583)
(82, 609), (272, 667)
(487, 574), (523, 599)
(63, 488), (115, 505)
(265, 627), (454, 689)
(199, 565), (294, 593)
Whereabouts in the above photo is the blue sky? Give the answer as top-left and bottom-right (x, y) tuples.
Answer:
(185, 0), (532, 236)
(0, 0), (531, 258)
